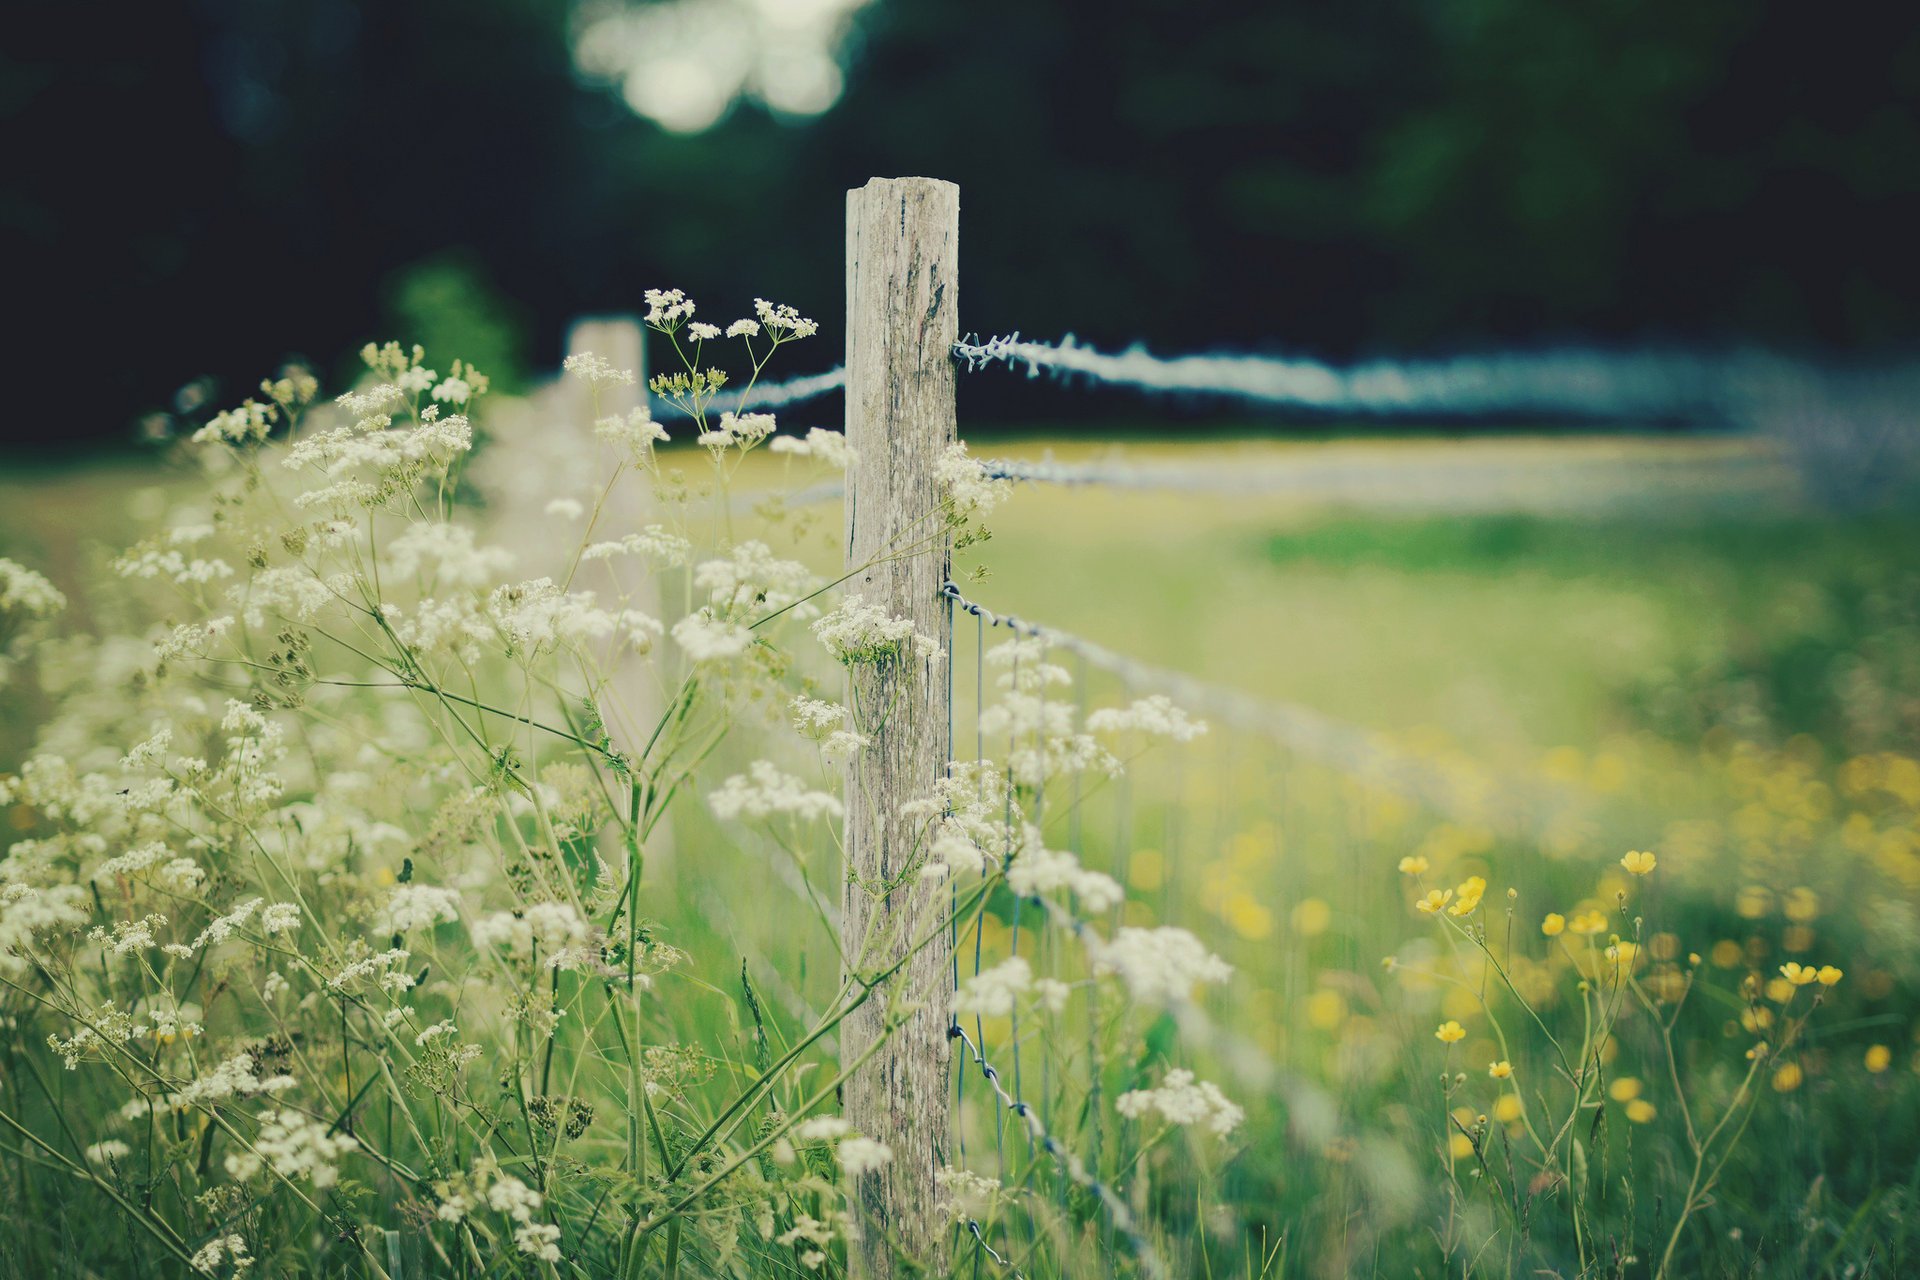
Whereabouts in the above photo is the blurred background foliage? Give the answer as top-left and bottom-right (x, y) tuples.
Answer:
(5, 0), (1920, 453)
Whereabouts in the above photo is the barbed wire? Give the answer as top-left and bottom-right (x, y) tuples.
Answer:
(949, 333), (1810, 421)
(949, 1020), (1167, 1280)
(940, 580), (1578, 831)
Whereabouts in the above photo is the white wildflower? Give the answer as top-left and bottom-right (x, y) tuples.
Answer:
(1087, 695), (1208, 742)
(580, 526), (691, 567)
(224, 1107), (358, 1188)
(565, 351), (637, 386)
(812, 595), (943, 666)
(836, 1136), (892, 1176)
(373, 884), (462, 934)
(937, 442), (1011, 521)
(1115, 1069), (1245, 1136)
(386, 522), (514, 587)
(672, 611), (752, 662)
(768, 428), (855, 468)
(1086, 926), (1233, 1004)
(708, 762), (842, 823)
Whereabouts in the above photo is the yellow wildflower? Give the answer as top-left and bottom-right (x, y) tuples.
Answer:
(1771, 1062), (1803, 1092)
(1817, 965), (1843, 987)
(1397, 855), (1430, 876)
(1492, 1094), (1523, 1123)
(1448, 1132), (1475, 1160)
(1541, 912), (1566, 937)
(1625, 1099), (1657, 1124)
(1414, 888), (1453, 915)
(1435, 1020), (1466, 1044)
(1608, 1076), (1641, 1102)
(1448, 876), (1487, 917)
(1569, 909), (1608, 936)
(1487, 1060), (1513, 1080)
(1620, 850), (1657, 875)
(1779, 962), (1819, 986)
(1866, 1044), (1892, 1073)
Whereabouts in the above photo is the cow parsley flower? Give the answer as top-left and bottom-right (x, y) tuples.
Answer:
(694, 540), (817, 615)
(472, 901), (593, 963)
(593, 408), (668, 459)
(386, 522), (515, 587)
(836, 1136), (893, 1176)
(0, 558), (66, 618)
(952, 955), (1036, 1018)
(643, 288), (696, 328)
(1086, 926), (1232, 1004)
(189, 1234), (253, 1276)
(563, 351), (637, 387)
(1115, 1069), (1244, 1136)
(1006, 837), (1124, 912)
(581, 526), (691, 567)
(768, 428), (855, 468)
(1087, 695), (1208, 743)
(812, 595), (943, 666)
(672, 611), (753, 662)
(708, 761), (842, 823)
(224, 1107), (358, 1188)
(936, 442), (1011, 522)
(374, 884), (462, 934)
(753, 297), (818, 339)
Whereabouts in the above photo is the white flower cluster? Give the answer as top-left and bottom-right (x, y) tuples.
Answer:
(1115, 1069), (1245, 1136)
(224, 1106), (359, 1188)
(434, 1163), (560, 1260)
(950, 955), (1070, 1018)
(1, 557), (67, 618)
(373, 884), (461, 934)
(192, 897), (263, 951)
(789, 696), (849, 738)
(1086, 927), (1233, 1005)
(836, 1135), (893, 1176)
(472, 901), (594, 966)
(112, 537), (234, 586)
(644, 288), (696, 327)
(487, 578), (661, 657)
(693, 540), (818, 617)
(935, 1166), (1004, 1223)
(1, 882), (90, 974)
(768, 428), (855, 468)
(978, 641), (1119, 786)
(696, 411), (777, 455)
(386, 522), (515, 588)
(327, 947), (415, 993)
(671, 611), (753, 663)
(752, 297), (819, 339)
(581, 525), (691, 567)
(936, 442), (1011, 522)
(191, 400), (275, 446)
(708, 761), (842, 823)
(592, 407), (669, 459)
(563, 351), (637, 387)
(1005, 832), (1124, 912)
(189, 1233), (253, 1276)
(129, 1051), (296, 1115)
(1087, 695), (1209, 743)
(812, 595), (943, 666)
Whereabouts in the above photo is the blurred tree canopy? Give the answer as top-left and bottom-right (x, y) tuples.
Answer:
(5, 0), (1918, 451)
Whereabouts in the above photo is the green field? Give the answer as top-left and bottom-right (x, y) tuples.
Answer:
(4, 428), (1919, 1278)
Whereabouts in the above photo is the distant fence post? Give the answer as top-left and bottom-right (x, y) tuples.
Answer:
(841, 175), (959, 1275)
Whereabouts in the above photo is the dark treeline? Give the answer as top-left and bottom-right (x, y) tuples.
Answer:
(6, 0), (1919, 451)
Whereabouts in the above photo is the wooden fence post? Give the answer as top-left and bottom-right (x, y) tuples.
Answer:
(841, 175), (959, 1275)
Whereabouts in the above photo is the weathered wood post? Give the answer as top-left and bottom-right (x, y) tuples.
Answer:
(841, 176), (959, 1275)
